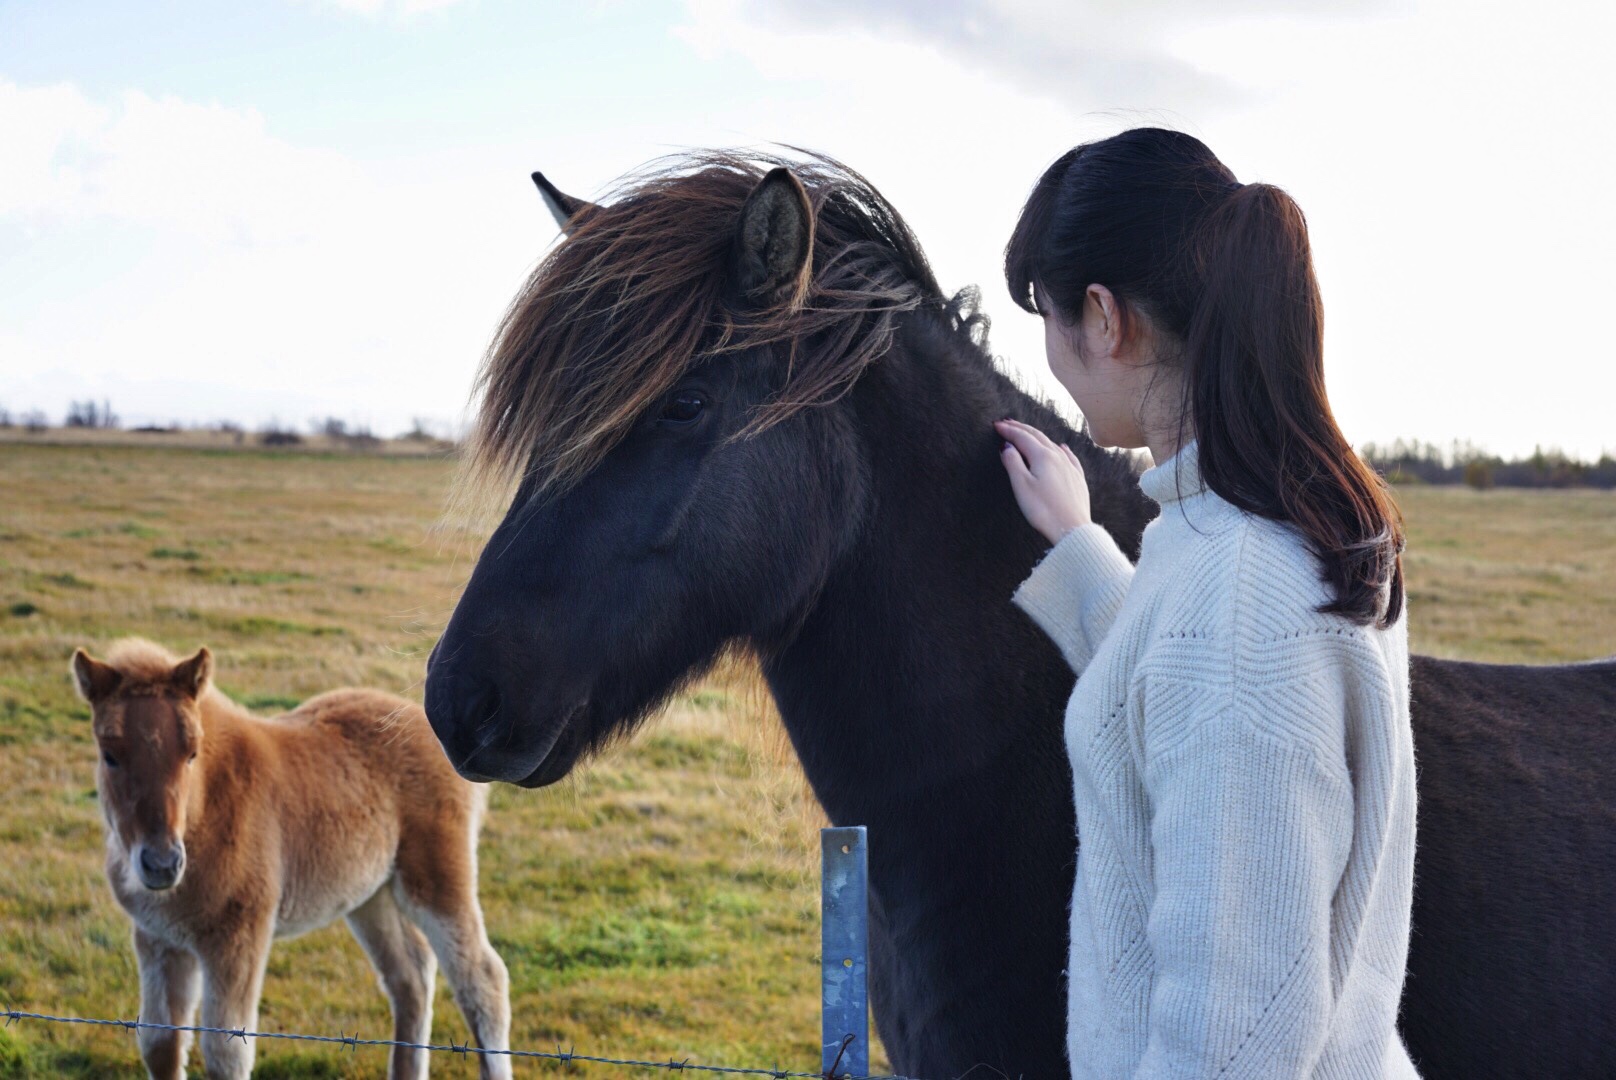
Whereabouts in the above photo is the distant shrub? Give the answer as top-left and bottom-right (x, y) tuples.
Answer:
(0, 406), (12, 428)
(401, 416), (458, 443)
(397, 418), (462, 454)
(309, 416), (382, 451)
(65, 399), (119, 429)
(259, 419), (304, 447)
(206, 420), (246, 445)
(21, 410), (48, 434)
(1462, 460), (1495, 491)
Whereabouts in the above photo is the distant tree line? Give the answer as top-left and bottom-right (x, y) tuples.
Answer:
(1362, 439), (1616, 490)
(0, 405), (51, 433)
(1, 401), (1606, 482)
(1, 402), (455, 451)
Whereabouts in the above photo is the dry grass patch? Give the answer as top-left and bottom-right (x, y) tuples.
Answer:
(1396, 485), (1616, 662)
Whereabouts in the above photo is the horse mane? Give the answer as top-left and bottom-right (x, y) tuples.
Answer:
(465, 149), (990, 498)
(103, 638), (184, 686)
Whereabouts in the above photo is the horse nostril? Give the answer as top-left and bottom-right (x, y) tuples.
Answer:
(139, 844), (183, 878)
(425, 670), (508, 776)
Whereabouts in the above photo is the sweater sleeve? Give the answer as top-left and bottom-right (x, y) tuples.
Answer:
(1131, 687), (1354, 1080)
(1011, 523), (1135, 673)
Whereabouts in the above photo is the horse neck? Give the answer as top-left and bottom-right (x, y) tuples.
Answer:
(190, 688), (250, 822)
(762, 313), (1149, 834)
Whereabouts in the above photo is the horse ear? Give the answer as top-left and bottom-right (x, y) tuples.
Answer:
(171, 647), (213, 699)
(731, 167), (814, 309)
(531, 172), (599, 235)
(72, 648), (121, 704)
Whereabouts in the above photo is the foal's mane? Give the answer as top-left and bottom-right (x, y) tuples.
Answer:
(103, 638), (183, 688)
(466, 150), (988, 498)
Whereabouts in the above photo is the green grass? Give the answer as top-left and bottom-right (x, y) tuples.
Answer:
(0, 443), (1610, 1077)
(149, 547), (202, 561)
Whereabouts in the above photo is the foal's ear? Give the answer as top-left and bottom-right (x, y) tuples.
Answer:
(170, 647), (213, 699)
(731, 167), (814, 309)
(531, 172), (599, 236)
(71, 648), (121, 704)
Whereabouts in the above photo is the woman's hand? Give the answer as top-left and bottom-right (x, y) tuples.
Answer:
(995, 418), (1093, 545)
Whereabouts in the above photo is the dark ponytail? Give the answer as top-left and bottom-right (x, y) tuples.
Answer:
(1006, 129), (1404, 628)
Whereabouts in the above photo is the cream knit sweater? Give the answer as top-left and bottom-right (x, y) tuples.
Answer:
(1013, 443), (1419, 1080)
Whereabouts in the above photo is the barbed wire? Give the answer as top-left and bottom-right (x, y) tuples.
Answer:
(2, 1009), (920, 1080)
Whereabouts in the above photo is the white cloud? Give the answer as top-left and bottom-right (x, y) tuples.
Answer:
(0, 81), (110, 218)
(722, 0), (1406, 111)
(0, 80), (368, 245)
(0, 78), (536, 435)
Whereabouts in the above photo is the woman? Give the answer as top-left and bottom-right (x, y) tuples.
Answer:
(995, 128), (1418, 1079)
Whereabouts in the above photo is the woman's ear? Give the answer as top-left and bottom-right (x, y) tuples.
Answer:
(1084, 284), (1124, 359)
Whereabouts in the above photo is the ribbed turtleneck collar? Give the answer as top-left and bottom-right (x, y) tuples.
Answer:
(1138, 440), (1207, 505)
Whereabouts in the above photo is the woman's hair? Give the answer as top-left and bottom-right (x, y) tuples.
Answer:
(1006, 128), (1404, 628)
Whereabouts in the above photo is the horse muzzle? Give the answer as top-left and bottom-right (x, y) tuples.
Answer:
(135, 840), (186, 891)
(423, 658), (588, 785)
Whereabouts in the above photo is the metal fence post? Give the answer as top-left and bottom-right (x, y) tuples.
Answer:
(821, 826), (869, 1079)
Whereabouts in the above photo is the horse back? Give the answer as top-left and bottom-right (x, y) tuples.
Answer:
(1403, 654), (1616, 1077)
(275, 687), (455, 774)
(268, 687), (479, 822)
(256, 689), (483, 930)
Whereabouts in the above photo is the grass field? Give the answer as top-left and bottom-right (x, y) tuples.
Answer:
(1, 443), (1612, 1078)
(1396, 484), (1616, 662)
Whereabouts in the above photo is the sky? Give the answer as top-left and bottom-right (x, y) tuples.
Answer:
(2, 0), (1612, 458)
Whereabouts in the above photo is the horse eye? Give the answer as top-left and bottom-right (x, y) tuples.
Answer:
(188, 752), (198, 764)
(102, 752), (119, 768)
(659, 392), (706, 425)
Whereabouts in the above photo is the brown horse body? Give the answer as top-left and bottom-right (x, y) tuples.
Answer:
(73, 639), (511, 1080)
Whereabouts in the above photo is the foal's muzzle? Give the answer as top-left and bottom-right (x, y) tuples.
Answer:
(136, 840), (186, 891)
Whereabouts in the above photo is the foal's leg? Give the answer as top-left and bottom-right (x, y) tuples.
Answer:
(196, 918), (272, 1080)
(133, 927), (200, 1080)
(347, 884), (437, 1080)
(396, 880), (512, 1080)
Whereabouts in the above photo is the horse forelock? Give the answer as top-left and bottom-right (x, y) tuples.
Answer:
(102, 638), (185, 690)
(463, 149), (967, 501)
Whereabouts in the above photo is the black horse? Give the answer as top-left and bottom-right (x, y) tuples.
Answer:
(424, 153), (1615, 1080)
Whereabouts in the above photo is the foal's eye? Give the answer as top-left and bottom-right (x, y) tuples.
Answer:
(659, 392), (706, 425)
(102, 752), (119, 768)
(188, 752), (198, 764)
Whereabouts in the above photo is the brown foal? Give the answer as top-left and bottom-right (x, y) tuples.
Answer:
(72, 639), (512, 1080)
